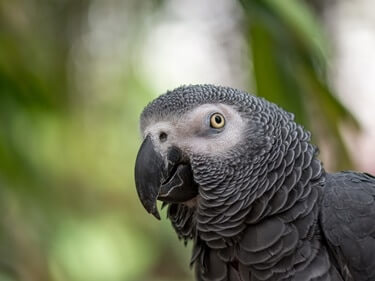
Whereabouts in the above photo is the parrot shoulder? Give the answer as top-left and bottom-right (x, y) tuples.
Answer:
(321, 171), (375, 281)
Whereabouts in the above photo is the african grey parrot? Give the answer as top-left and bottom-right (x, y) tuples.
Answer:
(134, 85), (375, 281)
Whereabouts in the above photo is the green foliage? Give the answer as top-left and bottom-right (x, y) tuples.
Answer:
(239, 0), (358, 169)
(0, 0), (358, 281)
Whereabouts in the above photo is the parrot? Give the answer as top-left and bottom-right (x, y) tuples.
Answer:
(134, 84), (375, 281)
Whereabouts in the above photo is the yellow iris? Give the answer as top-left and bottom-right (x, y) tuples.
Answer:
(210, 113), (225, 129)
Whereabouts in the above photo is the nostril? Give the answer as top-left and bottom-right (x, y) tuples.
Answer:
(159, 132), (168, 142)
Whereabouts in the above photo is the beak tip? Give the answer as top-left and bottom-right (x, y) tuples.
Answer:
(139, 195), (161, 220)
(152, 210), (161, 220)
(148, 203), (161, 220)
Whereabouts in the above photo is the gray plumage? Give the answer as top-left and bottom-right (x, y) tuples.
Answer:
(135, 84), (375, 281)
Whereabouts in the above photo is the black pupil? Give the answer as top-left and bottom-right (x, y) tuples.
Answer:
(214, 115), (222, 124)
(159, 132), (167, 142)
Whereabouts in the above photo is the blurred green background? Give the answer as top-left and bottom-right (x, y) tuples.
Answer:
(1, 0), (374, 281)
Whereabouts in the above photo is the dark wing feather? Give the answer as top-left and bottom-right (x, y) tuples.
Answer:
(195, 249), (246, 281)
(321, 172), (375, 281)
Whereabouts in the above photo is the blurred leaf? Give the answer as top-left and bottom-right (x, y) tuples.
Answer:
(266, 0), (329, 60)
(239, 0), (358, 169)
(50, 217), (157, 281)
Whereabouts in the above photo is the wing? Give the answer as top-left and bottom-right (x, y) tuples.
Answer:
(321, 172), (375, 281)
(191, 232), (248, 281)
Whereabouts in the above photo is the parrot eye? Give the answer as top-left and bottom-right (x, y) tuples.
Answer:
(159, 132), (168, 142)
(209, 113), (225, 129)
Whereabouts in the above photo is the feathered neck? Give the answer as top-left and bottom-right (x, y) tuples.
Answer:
(167, 122), (325, 250)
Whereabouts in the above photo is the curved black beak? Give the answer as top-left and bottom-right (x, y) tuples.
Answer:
(134, 135), (164, 219)
(134, 136), (198, 220)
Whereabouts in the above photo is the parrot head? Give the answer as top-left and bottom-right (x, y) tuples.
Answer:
(134, 84), (295, 221)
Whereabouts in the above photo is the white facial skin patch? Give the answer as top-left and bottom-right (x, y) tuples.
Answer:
(142, 103), (246, 159)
